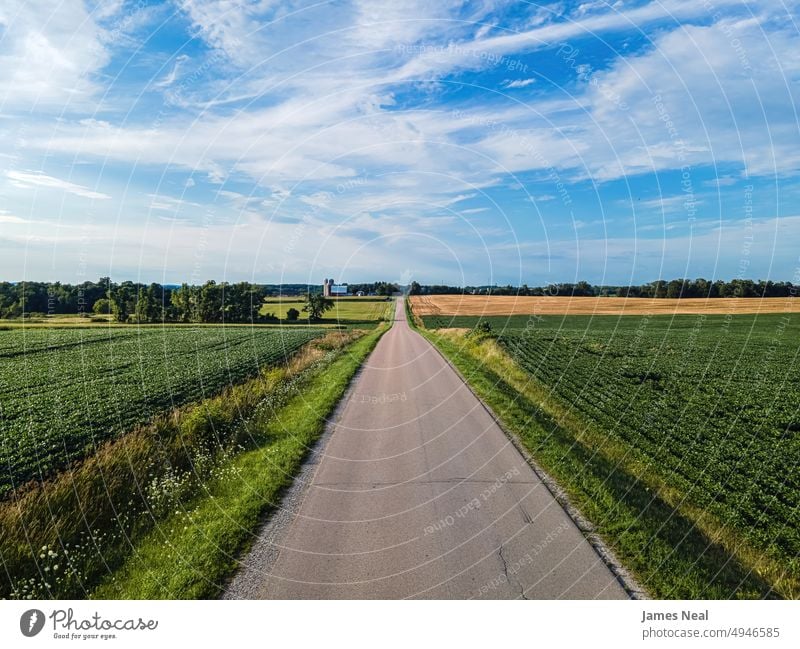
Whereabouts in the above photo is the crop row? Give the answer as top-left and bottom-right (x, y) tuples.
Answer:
(498, 314), (800, 564)
(0, 326), (322, 495)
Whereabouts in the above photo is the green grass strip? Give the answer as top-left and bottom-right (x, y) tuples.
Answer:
(93, 325), (386, 599)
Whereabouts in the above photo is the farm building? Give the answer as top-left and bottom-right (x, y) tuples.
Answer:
(323, 278), (349, 296)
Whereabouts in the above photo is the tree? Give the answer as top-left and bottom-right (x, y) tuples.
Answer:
(408, 281), (422, 295)
(286, 307), (300, 321)
(302, 292), (333, 320)
(652, 280), (668, 298)
(92, 298), (111, 315)
(666, 279), (685, 298)
(108, 282), (135, 322)
(197, 281), (223, 322)
(223, 282), (255, 322)
(732, 279), (757, 298)
(171, 284), (196, 322)
(692, 278), (710, 298)
(134, 283), (163, 323)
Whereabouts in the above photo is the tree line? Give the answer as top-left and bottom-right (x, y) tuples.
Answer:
(0, 279), (337, 323)
(342, 281), (400, 295)
(408, 278), (798, 298)
(2, 277), (796, 323)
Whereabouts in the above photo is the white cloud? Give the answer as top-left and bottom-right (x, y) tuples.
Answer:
(177, 0), (277, 66)
(466, 13), (800, 183)
(7, 171), (110, 200)
(503, 78), (536, 89)
(391, 0), (744, 83)
(576, 18), (800, 179)
(635, 195), (704, 212)
(704, 175), (739, 188)
(0, 211), (29, 224)
(28, 1), (794, 199)
(0, 0), (113, 110)
(155, 54), (191, 88)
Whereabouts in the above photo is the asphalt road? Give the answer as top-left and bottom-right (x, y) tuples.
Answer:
(225, 299), (628, 599)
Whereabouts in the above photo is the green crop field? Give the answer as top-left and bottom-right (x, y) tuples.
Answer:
(261, 296), (393, 325)
(0, 326), (323, 496)
(420, 312), (800, 597)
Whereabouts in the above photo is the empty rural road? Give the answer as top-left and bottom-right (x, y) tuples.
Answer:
(226, 299), (628, 599)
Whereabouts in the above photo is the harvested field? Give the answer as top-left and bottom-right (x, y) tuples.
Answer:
(410, 294), (800, 317)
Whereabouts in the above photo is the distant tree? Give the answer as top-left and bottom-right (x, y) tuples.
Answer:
(92, 298), (111, 315)
(574, 280), (593, 296)
(170, 284), (196, 322)
(302, 292), (333, 321)
(652, 280), (668, 298)
(223, 282), (258, 322)
(369, 281), (399, 296)
(198, 281), (223, 322)
(692, 278), (710, 298)
(666, 279), (685, 298)
(408, 281), (422, 295)
(732, 279), (757, 298)
(108, 282), (135, 322)
(286, 307), (300, 321)
(133, 283), (164, 323)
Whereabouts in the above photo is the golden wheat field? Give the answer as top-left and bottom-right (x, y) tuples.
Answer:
(409, 294), (800, 316)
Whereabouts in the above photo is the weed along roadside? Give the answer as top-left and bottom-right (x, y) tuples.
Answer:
(0, 326), (386, 600)
(91, 324), (388, 599)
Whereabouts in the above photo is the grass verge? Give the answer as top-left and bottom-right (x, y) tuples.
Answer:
(415, 324), (781, 599)
(91, 325), (386, 599)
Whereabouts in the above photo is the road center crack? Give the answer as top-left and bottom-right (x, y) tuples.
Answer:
(498, 545), (528, 600)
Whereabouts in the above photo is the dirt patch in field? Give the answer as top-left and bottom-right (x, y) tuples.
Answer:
(410, 295), (800, 316)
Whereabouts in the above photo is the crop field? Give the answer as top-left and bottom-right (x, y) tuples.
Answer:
(261, 296), (393, 325)
(422, 311), (800, 595)
(0, 326), (323, 496)
(411, 294), (800, 319)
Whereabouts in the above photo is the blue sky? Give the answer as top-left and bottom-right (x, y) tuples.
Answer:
(1, 0), (799, 286)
